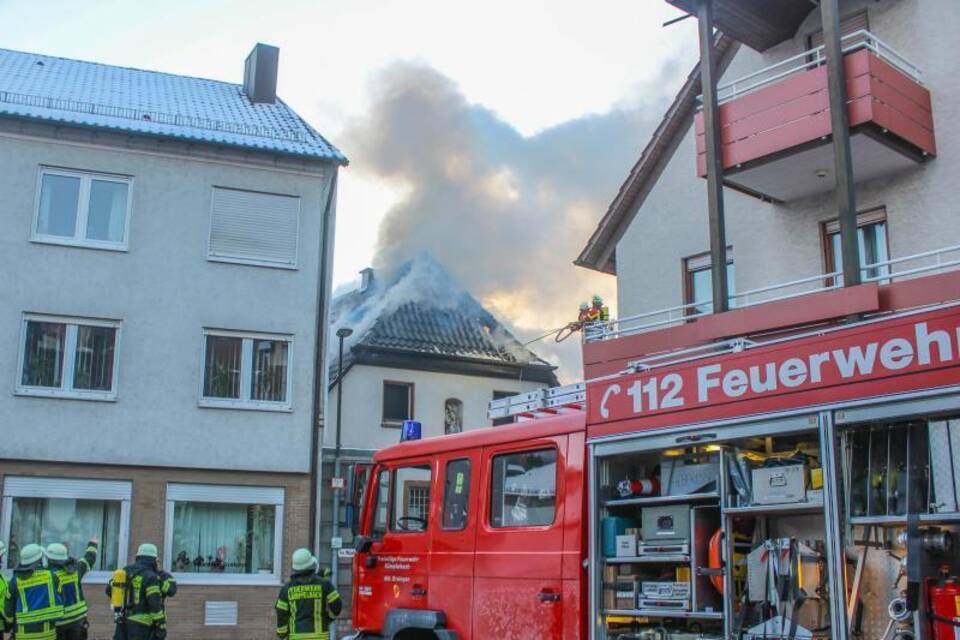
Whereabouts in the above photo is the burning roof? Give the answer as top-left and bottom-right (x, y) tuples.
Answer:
(329, 255), (558, 385)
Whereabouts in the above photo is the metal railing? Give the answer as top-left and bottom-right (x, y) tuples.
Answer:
(0, 89), (315, 144)
(702, 30), (922, 106)
(585, 243), (960, 343)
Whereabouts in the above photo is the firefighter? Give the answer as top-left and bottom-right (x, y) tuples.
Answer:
(3, 543), (64, 640)
(0, 540), (10, 639)
(276, 549), (342, 640)
(111, 543), (167, 640)
(577, 302), (591, 323)
(46, 538), (98, 640)
(590, 294), (609, 321)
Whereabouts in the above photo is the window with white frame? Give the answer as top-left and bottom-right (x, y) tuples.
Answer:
(17, 314), (121, 400)
(33, 168), (132, 249)
(164, 483), (284, 585)
(208, 187), (301, 268)
(1, 477), (131, 580)
(200, 330), (292, 409)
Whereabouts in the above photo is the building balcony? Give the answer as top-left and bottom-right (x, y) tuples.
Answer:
(694, 31), (936, 202)
(582, 243), (960, 379)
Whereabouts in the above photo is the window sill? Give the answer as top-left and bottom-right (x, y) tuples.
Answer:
(198, 399), (292, 413)
(31, 236), (129, 252)
(168, 572), (282, 587)
(15, 387), (117, 402)
(381, 422), (405, 429)
(207, 255), (298, 270)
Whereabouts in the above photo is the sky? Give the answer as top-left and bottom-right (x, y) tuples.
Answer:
(0, 0), (700, 380)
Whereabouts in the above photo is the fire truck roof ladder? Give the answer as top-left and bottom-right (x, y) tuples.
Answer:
(487, 382), (586, 421)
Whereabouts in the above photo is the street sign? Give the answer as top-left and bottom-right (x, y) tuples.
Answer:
(338, 548), (355, 559)
(331, 536), (343, 549)
(331, 477), (345, 490)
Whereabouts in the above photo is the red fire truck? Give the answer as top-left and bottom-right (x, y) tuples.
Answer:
(349, 271), (960, 640)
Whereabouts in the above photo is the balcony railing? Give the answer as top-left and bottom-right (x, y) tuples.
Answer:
(697, 30), (923, 107)
(584, 243), (960, 343)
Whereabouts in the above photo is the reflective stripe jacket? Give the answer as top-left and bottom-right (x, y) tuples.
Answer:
(0, 573), (10, 637)
(119, 560), (166, 633)
(50, 540), (98, 628)
(275, 571), (342, 640)
(3, 567), (63, 640)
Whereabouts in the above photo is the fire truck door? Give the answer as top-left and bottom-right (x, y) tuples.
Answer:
(426, 451), (480, 637)
(354, 459), (435, 631)
(473, 435), (567, 639)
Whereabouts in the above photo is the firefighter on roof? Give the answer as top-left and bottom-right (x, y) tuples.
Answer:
(46, 538), (98, 640)
(109, 543), (167, 640)
(276, 549), (342, 640)
(3, 543), (63, 640)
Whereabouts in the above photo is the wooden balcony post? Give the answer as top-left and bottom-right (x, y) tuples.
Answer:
(697, 0), (730, 313)
(822, 0), (861, 287)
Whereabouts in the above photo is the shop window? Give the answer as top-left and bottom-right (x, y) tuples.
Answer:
(444, 398), (464, 434)
(390, 465), (431, 533)
(683, 250), (735, 316)
(490, 448), (557, 528)
(442, 459), (471, 531)
(382, 381), (414, 427)
(1, 477), (131, 578)
(165, 483), (284, 585)
(822, 208), (890, 284)
(492, 390), (515, 426)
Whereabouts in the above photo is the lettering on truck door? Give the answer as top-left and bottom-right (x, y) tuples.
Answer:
(473, 436), (567, 639)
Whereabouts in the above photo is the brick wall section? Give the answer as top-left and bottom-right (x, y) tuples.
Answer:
(1, 460), (312, 640)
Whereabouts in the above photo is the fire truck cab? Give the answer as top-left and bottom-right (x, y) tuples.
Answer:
(350, 411), (587, 639)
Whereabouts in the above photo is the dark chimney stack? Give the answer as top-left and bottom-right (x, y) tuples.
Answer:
(359, 268), (374, 292)
(243, 43), (279, 104)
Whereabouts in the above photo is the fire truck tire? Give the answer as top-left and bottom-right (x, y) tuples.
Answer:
(381, 609), (457, 640)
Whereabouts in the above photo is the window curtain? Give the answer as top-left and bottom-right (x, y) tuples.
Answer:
(87, 180), (127, 243)
(37, 174), (80, 237)
(172, 502), (275, 574)
(73, 326), (116, 391)
(10, 498), (120, 570)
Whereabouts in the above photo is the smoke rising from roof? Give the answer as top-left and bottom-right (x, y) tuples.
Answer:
(343, 60), (685, 381)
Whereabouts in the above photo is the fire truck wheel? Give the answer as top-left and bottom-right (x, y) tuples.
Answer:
(394, 630), (438, 640)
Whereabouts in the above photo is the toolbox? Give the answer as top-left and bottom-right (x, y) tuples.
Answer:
(660, 454), (719, 496)
(641, 505), (691, 543)
(641, 581), (691, 600)
(751, 464), (807, 505)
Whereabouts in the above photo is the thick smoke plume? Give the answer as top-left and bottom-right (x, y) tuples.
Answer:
(343, 61), (685, 381)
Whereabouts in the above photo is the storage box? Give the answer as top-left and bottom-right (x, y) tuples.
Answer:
(615, 534), (637, 557)
(602, 516), (635, 557)
(641, 581), (691, 600)
(641, 504), (691, 543)
(660, 454), (720, 496)
(752, 464), (807, 504)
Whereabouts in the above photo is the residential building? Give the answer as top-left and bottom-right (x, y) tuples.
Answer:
(0, 44), (345, 638)
(320, 258), (558, 617)
(578, 0), (957, 330)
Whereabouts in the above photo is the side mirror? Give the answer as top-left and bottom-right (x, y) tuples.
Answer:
(354, 535), (374, 553)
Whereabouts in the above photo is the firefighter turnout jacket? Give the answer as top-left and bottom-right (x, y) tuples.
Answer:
(275, 570), (342, 639)
(3, 565), (63, 640)
(49, 540), (98, 630)
(115, 558), (167, 639)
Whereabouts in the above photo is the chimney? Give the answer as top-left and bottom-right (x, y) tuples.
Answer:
(243, 43), (279, 104)
(359, 268), (374, 292)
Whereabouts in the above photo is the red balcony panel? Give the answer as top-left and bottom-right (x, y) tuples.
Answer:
(694, 49), (935, 201)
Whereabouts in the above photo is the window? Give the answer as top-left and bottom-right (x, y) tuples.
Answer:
(1, 477), (131, 579)
(33, 168), (131, 250)
(490, 448), (557, 528)
(684, 250), (736, 316)
(371, 469), (390, 539)
(382, 381), (414, 427)
(17, 315), (121, 400)
(444, 398), (464, 435)
(492, 390), (516, 426)
(165, 483), (284, 585)
(823, 208), (890, 284)
(201, 330), (292, 410)
(442, 459), (471, 531)
(208, 187), (301, 268)
(391, 465), (431, 533)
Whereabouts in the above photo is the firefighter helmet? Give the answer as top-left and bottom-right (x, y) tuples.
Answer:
(136, 543), (159, 559)
(46, 543), (69, 563)
(19, 543), (44, 567)
(292, 548), (317, 572)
